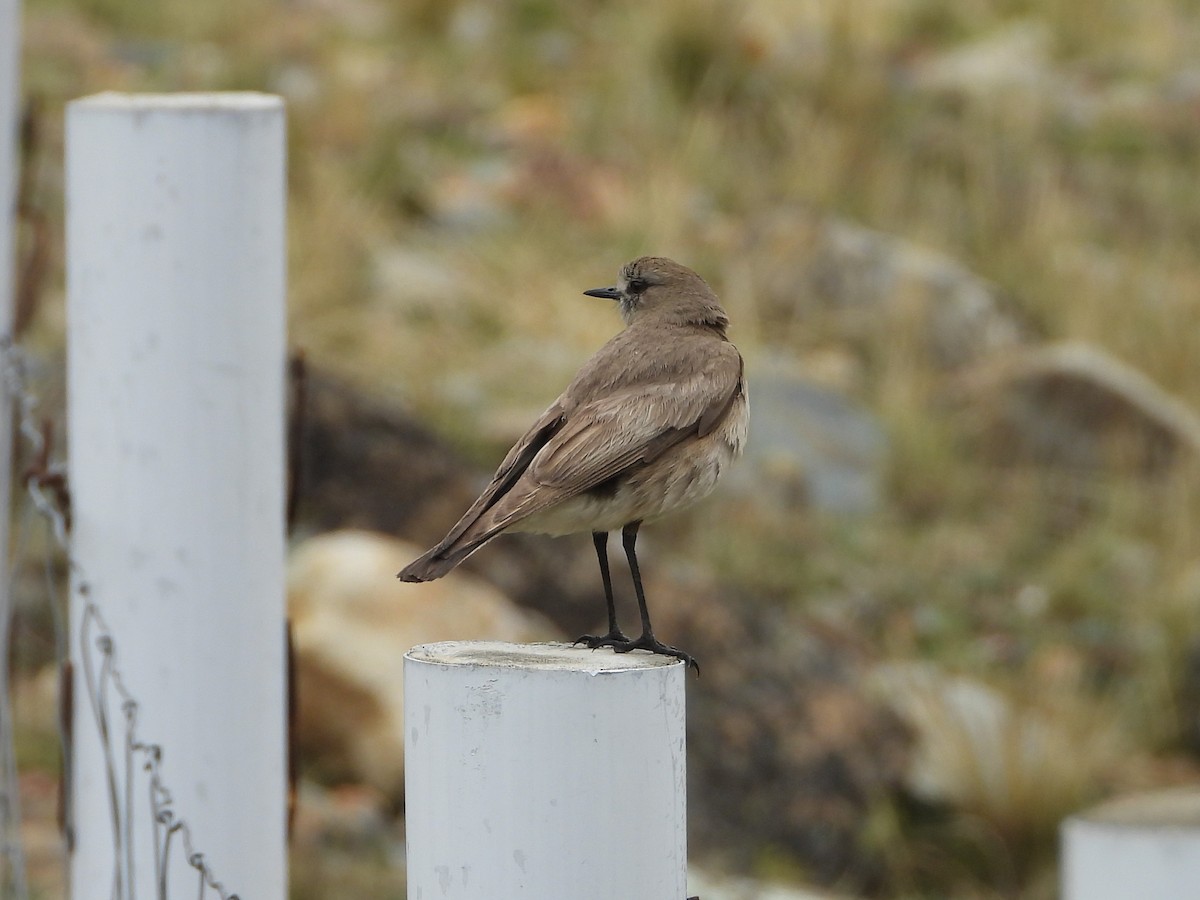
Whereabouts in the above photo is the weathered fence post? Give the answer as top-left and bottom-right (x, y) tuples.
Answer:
(404, 641), (688, 900)
(1062, 787), (1200, 900)
(66, 92), (287, 899)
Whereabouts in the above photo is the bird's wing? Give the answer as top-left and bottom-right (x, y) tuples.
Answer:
(399, 342), (743, 579)
(433, 400), (566, 550)
(527, 344), (743, 496)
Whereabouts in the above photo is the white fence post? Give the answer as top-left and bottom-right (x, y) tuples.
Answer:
(404, 641), (689, 900)
(66, 92), (287, 899)
(1062, 787), (1200, 900)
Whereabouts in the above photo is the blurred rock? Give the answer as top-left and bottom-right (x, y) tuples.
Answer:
(956, 341), (1200, 472)
(292, 367), (608, 635)
(427, 159), (516, 229)
(299, 0), (389, 35)
(271, 62), (322, 105)
(291, 780), (392, 848)
(425, 143), (631, 229)
(728, 357), (887, 515)
(902, 19), (1200, 148)
(907, 22), (1051, 96)
(289, 780), (409, 896)
(508, 146), (633, 224)
(10, 669), (65, 892)
(652, 588), (910, 893)
(870, 662), (1019, 808)
(15, 771), (65, 897)
(748, 208), (1028, 368)
(289, 529), (559, 795)
(1165, 66), (1200, 106)
(370, 246), (464, 303)
(491, 93), (569, 145)
(868, 661), (1121, 828)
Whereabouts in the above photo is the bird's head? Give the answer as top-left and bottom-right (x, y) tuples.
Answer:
(584, 257), (729, 330)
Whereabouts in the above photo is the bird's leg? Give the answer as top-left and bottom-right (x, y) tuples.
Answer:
(613, 522), (700, 674)
(574, 531), (631, 648)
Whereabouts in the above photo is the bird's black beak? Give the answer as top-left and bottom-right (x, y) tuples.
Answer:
(583, 286), (622, 301)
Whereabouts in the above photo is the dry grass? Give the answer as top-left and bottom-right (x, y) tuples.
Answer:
(15, 0), (1200, 895)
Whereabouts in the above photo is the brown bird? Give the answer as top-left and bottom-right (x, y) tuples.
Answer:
(398, 256), (749, 670)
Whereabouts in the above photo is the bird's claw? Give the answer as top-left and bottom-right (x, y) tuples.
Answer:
(612, 633), (700, 675)
(573, 630), (631, 649)
(574, 630), (699, 675)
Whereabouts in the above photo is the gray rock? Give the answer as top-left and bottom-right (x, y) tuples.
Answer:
(956, 341), (1200, 471)
(868, 661), (1122, 824)
(731, 357), (887, 515)
(370, 245), (464, 302)
(906, 22), (1052, 96)
(748, 208), (1029, 369)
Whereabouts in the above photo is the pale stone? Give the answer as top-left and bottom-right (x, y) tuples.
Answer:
(289, 529), (559, 795)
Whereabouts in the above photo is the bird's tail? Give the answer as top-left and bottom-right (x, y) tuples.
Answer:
(398, 480), (532, 581)
(396, 532), (493, 582)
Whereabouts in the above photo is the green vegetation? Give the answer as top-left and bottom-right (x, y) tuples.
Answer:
(14, 0), (1200, 896)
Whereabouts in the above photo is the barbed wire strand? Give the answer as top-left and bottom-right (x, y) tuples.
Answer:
(3, 437), (74, 900)
(0, 338), (241, 900)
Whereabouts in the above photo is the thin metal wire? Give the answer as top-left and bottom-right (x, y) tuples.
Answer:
(0, 339), (241, 900)
(1, 443), (72, 899)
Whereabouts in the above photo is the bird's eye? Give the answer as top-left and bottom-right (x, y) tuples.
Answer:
(627, 278), (648, 294)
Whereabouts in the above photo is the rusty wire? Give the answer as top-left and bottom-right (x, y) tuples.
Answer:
(0, 339), (241, 900)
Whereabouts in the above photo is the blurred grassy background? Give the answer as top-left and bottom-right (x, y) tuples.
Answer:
(12, 0), (1200, 897)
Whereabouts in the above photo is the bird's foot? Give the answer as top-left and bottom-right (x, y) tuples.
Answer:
(573, 629), (631, 650)
(613, 632), (699, 675)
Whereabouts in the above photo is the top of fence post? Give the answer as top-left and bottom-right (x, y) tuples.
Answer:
(404, 640), (689, 900)
(70, 90), (283, 111)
